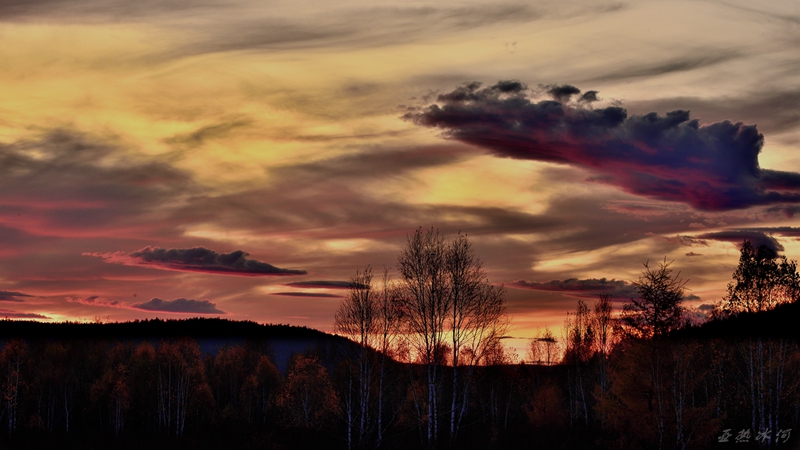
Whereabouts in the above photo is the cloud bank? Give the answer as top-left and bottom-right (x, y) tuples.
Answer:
(133, 297), (224, 314)
(0, 309), (49, 319)
(89, 246), (307, 276)
(0, 291), (33, 302)
(509, 278), (639, 300)
(283, 280), (356, 289)
(407, 81), (800, 211)
(270, 292), (345, 298)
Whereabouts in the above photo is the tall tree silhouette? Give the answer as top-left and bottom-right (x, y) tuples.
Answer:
(621, 258), (686, 339)
(721, 240), (800, 315)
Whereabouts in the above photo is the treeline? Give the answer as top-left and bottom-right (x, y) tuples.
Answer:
(0, 324), (797, 449)
(0, 234), (798, 449)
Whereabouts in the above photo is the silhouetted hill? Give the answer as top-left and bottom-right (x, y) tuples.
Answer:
(673, 300), (800, 340)
(0, 318), (359, 372)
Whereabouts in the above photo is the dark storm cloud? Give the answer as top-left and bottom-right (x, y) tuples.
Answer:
(407, 81), (800, 211)
(509, 278), (639, 300)
(283, 281), (355, 289)
(626, 88), (800, 139)
(579, 91), (599, 103)
(270, 292), (345, 298)
(0, 291), (33, 302)
(546, 84), (581, 103)
(90, 247), (307, 276)
(133, 297), (225, 314)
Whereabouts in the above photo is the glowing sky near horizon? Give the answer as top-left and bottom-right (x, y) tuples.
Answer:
(1, 0), (799, 353)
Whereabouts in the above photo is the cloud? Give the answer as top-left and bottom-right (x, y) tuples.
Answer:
(624, 88), (800, 142)
(164, 119), (252, 149)
(0, 309), (49, 319)
(132, 297), (225, 314)
(587, 53), (742, 82)
(270, 292), (345, 298)
(546, 84), (582, 103)
(407, 81), (800, 211)
(685, 252), (702, 257)
(88, 246), (307, 276)
(694, 230), (784, 253)
(67, 296), (120, 307)
(283, 280), (356, 289)
(508, 278), (639, 300)
(0, 291), (33, 302)
(0, 129), (196, 239)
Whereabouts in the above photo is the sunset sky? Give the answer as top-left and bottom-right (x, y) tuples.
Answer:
(1, 0), (799, 351)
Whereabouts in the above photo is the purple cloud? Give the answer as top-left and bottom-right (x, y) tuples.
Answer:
(407, 81), (800, 211)
(694, 230), (784, 253)
(0, 309), (49, 319)
(88, 246), (307, 276)
(133, 298), (225, 314)
(0, 291), (33, 302)
(508, 278), (639, 300)
(283, 280), (364, 289)
(270, 292), (345, 298)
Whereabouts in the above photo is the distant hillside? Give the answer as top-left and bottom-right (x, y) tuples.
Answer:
(674, 300), (800, 340)
(0, 318), (359, 372)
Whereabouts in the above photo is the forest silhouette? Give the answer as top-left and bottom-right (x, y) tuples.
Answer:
(0, 235), (798, 449)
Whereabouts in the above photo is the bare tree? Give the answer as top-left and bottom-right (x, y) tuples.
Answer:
(528, 328), (559, 366)
(396, 228), (451, 446)
(622, 258), (686, 340)
(375, 267), (400, 448)
(334, 267), (377, 449)
(395, 228), (508, 446)
(593, 293), (614, 394)
(446, 233), (507, 442)
(563, 300), (593, 426)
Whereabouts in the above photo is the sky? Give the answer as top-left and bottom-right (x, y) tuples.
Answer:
(1, 0), (799, 352)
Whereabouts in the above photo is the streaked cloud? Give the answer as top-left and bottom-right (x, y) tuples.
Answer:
(270, 292), (345, 298)
(0, 291), (33, 302)
(88, 247), (307, 276)
(509, 278), (639, 300)
(0, 309), (50, 319)
(133, 297), (225, 314)
(283, 281), (355, 289)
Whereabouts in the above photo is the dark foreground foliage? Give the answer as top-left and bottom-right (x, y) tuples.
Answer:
(0, 318), (796, 450)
